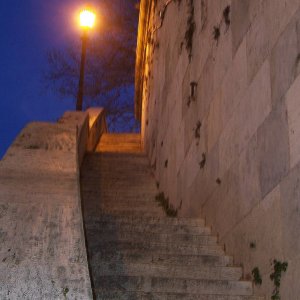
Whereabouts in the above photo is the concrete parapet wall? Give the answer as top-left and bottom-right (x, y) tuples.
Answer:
(0, 108), (106, 299)
(137, 0), (300, 298)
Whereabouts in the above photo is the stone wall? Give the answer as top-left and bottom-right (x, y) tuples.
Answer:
(0, 108), (106, 299)
(137, 0), (300, 298)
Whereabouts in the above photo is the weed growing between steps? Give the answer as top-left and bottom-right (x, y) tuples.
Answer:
(155, 192), (177, 217)
(251, 267), (262, 286)
(62, 287), (69, 298)
(270, 260), (288, 300)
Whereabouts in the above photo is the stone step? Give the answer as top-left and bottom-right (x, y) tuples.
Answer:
(80, 190), (158, 200)
(93, 262), (242, 281)
(85, 229), (218, 246)
(94, 291), (263, 300)
(84, 203), (164, 212)
(82, 177), (155, 185)
(96, 133), (142, 153)
(84, 209), (165, 218)
(90, 250), (233, 268)
(93, 275), (253, 296)
(84, 161), (151, 170)
(84, 153), (149, 162)
(92, 206), (164, 215)
(85, 221), (211, 235)
(88, 240), (224, 256)
(83, 200), (160, 209)
(81, 135), (257, 300)
(87, 215), (206, 227)
(82, 165), (153, 173)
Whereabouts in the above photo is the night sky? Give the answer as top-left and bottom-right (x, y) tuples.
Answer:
(0, 1), (100, 158)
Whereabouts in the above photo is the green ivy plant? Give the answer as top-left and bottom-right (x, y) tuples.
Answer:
(251, 267), (262, 286)
(270, 260), (288, 300)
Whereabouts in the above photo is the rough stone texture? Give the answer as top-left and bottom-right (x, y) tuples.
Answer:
(286, 74), (300, 168)
(280, 161), (300, 259)
(136, 0), (300, 298)
(231, 0), (250, 55)
(96, 133), (141, 153)
(81, 134), (261, 299)
(0, 109), (106, 299)
(270, 10), (299, 106)
(257, 100), (290, 197)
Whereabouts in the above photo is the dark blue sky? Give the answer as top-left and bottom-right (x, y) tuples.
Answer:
(0, 1), (91, 158)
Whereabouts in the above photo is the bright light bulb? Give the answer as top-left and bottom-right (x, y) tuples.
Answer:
(80, 9), (96, 28)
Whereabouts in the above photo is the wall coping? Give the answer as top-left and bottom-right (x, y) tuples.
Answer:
(134, 0), (152, 120)
(0, 108), (107, 299)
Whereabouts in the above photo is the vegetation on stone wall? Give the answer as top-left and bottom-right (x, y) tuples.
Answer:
(251, 267), (262, 286)
(223, 5), (231, 28)
(194, 121), (201, 140)
(155, 192), (178, 217)
(187, 82), (197, 106)
(212, 5), (231, 44)
(213, 26), (221, 42)
(270, 260), (288, 300)
(184, 0), (195, 61)
(199, 153), (206, 169)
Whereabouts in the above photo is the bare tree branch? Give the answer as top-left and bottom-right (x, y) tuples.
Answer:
(44, 0), (140, 131)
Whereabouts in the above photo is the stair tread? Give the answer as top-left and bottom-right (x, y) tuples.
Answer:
(93, 275), (253, 295)
(90, 250), (234, 267)
(91, 261), (242, 280)
(94, 290), (263, 300)
(80, 134), (258, 299)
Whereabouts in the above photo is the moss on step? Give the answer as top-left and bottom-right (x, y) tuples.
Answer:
(155, 192), (178, 217)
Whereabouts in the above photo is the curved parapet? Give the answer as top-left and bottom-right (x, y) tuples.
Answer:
(0, 108), (106, 299)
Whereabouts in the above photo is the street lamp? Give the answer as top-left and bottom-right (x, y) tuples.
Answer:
(76, 8), (96, 111)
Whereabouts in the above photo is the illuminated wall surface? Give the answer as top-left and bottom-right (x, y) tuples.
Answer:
(137, 0), (300, 298)
(0, 109), (105, 298)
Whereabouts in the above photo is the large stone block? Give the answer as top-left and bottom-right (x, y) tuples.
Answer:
(247, 0), (300, 83)
(237, 133), (261, 217)
(248, 0), (264, 23)
(1, 123), (78, 175)
(175, 121), (185, 175)
(237, 60), (272, 154)
(270, 14), (298, 106)
(286, 74), (300, 168)
(202, 162), (241, 238)
(0, 191), (92, 299)
(231, 0), (250, 55)
(280, 161), (300, 259)
(191, 142), (220, 207)
(196, 54), (214, 120)
(218, 107), (239, 176)
(280, 254), (300, 299)
(220, 186), (283, 298)
(184, 99), (200, 156)
(212, 27), (233, 93)
(181, 64), (192, 118)
(219, 60), (271, 177)
(246, 11), (270, 83)
(207, 88), (223, 152)
(258, 100), (290, 197)
(221, 38), (247, 125)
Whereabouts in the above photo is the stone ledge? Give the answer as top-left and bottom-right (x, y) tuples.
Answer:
(0, 108), (106, 299)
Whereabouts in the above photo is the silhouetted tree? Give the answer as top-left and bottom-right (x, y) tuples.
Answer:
(44, 0), (140, 131)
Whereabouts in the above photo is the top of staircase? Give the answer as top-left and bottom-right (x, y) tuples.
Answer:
(95, 133), (142, 153)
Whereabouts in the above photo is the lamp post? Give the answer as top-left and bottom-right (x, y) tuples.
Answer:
(76, 9), (96, 111)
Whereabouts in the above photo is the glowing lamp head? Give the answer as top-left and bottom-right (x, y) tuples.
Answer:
(80, 9), (96, 28)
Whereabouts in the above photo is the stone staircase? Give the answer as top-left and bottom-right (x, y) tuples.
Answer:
(81, 133), (263, 300)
